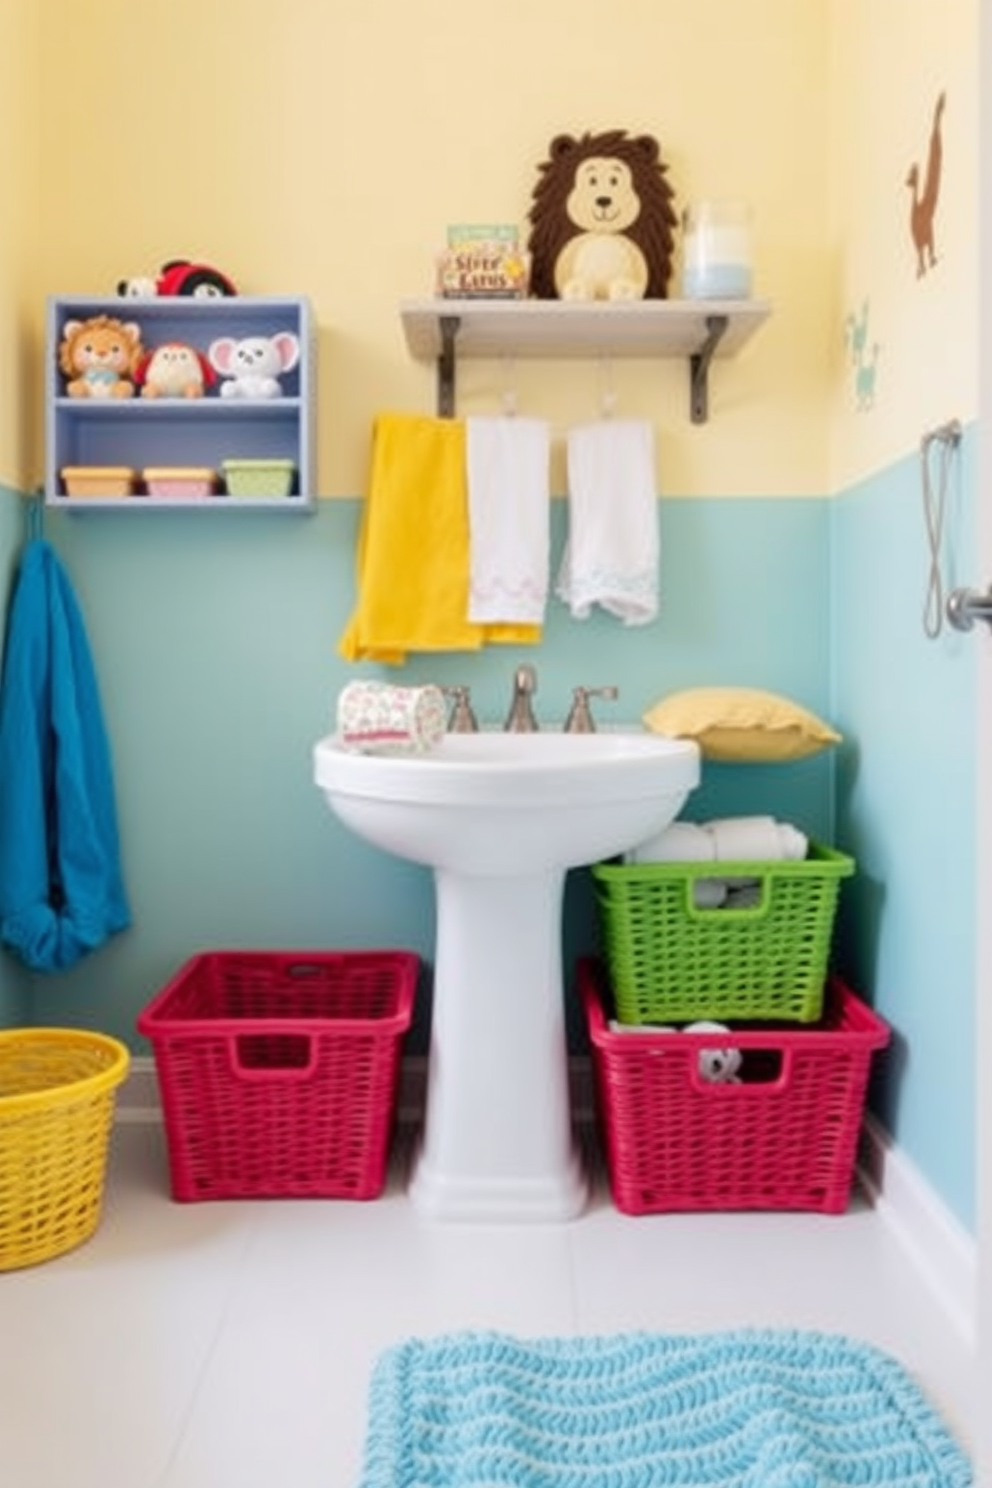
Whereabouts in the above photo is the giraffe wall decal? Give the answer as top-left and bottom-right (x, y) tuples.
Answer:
(906, 92), (945, 278)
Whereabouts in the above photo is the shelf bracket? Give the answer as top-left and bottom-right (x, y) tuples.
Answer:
(437, 315), (461, 417)
(688, 314), (729, 424)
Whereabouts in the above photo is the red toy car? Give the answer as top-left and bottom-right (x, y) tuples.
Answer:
(116, 259), (237, 299)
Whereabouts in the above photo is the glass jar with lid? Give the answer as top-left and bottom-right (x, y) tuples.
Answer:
(681, 200), (753, 300)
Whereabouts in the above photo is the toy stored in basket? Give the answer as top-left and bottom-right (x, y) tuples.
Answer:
(0, 1029), (130, 1269)
(579, 957), (889, 1215)
(591, 841), (854, 1025)
(137, 950), (417, 1201)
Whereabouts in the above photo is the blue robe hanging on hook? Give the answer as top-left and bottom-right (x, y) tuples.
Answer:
(0, 537), (130, 971)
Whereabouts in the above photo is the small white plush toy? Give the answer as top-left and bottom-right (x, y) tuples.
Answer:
(207, 332), (300, 398)
(683, 1021), (743, 1083)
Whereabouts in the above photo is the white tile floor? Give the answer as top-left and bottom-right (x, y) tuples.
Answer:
(0, 1119), (976, 1488)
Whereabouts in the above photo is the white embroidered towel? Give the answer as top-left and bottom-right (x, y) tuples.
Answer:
(556, 418), (659, 624)
(466, 416), (551, 624)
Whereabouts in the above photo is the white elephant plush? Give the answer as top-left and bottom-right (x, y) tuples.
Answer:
(683, 1021), (743, 1083)
(207, 332), (300, 398)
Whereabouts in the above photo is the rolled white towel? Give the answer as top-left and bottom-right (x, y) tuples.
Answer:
(607, 1018), (743, 1085)
(608, 1021), (677, 1035)
(336, 680), (446, 755)
(626, 821), (716, 864)
(692, 879), (729, 908)
(723, 881), (764, 909)
(706, 816), (808, 862)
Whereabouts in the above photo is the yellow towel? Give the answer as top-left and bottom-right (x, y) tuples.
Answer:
(339, 412), (541, 664)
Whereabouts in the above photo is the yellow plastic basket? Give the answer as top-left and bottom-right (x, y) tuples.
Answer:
(0, 1029), (130, 1270)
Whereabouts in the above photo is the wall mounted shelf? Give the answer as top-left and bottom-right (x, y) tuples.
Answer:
(45, 295), (317, 510)
(400, 296), (772, 424)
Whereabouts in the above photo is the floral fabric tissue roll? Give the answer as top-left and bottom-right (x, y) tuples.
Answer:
(337, 680), (447, 755)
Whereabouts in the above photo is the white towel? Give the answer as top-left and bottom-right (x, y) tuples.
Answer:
(626, 821), (715, 864)
(707, 816), (808, 861)
(556, 418), (659, 625)
(628, 816), (808, 865)
(466, 416), (550, 624)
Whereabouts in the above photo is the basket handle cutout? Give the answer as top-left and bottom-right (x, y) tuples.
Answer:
(284, 962), (331, 980)
(231, 1032), (317, 1080)
(686, 1043), (790, 1094)
(684, 875), (772, 921)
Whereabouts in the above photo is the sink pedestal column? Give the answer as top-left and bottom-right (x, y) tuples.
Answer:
(409, 865), (587, 1222)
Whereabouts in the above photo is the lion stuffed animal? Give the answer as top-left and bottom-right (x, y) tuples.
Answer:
(527, 129), (677, 301)
(59, 315), (144, 398)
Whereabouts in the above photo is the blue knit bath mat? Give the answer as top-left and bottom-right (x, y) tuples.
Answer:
(357, 1329), (971, 1487)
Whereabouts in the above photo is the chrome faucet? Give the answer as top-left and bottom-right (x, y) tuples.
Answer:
(563, 684), (619, 733)
(504, 663), (539, 731)
(442, 685), (478, 732)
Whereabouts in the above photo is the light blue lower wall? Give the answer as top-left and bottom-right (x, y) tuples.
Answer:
(831, 430), (977, 1231)
(21, 495), (833, 1061)
(2, 477), (976, 1229)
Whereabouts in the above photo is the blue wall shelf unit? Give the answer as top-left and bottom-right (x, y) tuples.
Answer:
(45, 295), (317, 510)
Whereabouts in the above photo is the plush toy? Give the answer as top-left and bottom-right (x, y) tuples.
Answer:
(134, 342), (216, 398)
(684, 1022), (742, 1084)
(59, 315), (144, 398)
(116, 275), (158, 299)
(526, 129), (678, 300)
(116, 259), (238, 299)
(207, 332), (300, 398)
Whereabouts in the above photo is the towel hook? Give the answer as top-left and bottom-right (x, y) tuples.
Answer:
(597, 355), (617, 418)
(500, 354), (518, 417)
(25, 486), (44, 542)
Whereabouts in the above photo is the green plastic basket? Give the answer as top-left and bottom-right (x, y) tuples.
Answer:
(591, 841), (855, 1025)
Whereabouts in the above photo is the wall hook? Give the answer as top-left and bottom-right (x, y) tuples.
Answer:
(598, 355), (617, 418)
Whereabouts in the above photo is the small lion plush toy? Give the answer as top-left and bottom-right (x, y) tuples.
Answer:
(59, 315), (144, 398)
(527, 129), (678, 300)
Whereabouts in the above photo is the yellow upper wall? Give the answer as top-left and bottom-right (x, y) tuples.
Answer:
(23, 0), (833, 498)
(0, 2), (39, 491)
(826, 0), (978, 488)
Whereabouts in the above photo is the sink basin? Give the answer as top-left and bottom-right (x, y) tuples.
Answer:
(314, 729), (699, 874)
(314, 727), (699, 1222)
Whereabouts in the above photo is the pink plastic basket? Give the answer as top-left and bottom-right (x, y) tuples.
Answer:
(137, 951), (418, 1201)
(579, 957), (890, 1215)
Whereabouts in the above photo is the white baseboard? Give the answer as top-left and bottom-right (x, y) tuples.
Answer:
(859, 1112), (976, 1348)
(116, 1053), (162, 1123)
(118, 1055), (976, 1348)
(118, 1054), (588, 1127)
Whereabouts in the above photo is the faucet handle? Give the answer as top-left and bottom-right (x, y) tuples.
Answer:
(442, 685), (479, 732)
(563, 685), (619, 733)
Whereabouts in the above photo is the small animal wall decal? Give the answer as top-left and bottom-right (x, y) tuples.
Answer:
(906, 92), (945, 278)
(844, 298), (880, 412)
(844, 300), (869, 366)
(854, 343), (880, 412)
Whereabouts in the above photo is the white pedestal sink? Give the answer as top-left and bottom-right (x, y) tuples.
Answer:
(313, 729), (699, 1222)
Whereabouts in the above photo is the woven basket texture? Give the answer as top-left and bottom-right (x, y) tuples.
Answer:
(0, 1029), (129, 1269)
(137, 951), (417, 1201)
(580, 958), (889, 1215)
(592, 842), (854, 1024)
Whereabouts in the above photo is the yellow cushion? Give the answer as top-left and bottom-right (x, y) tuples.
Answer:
(642, 686), (842, 763)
